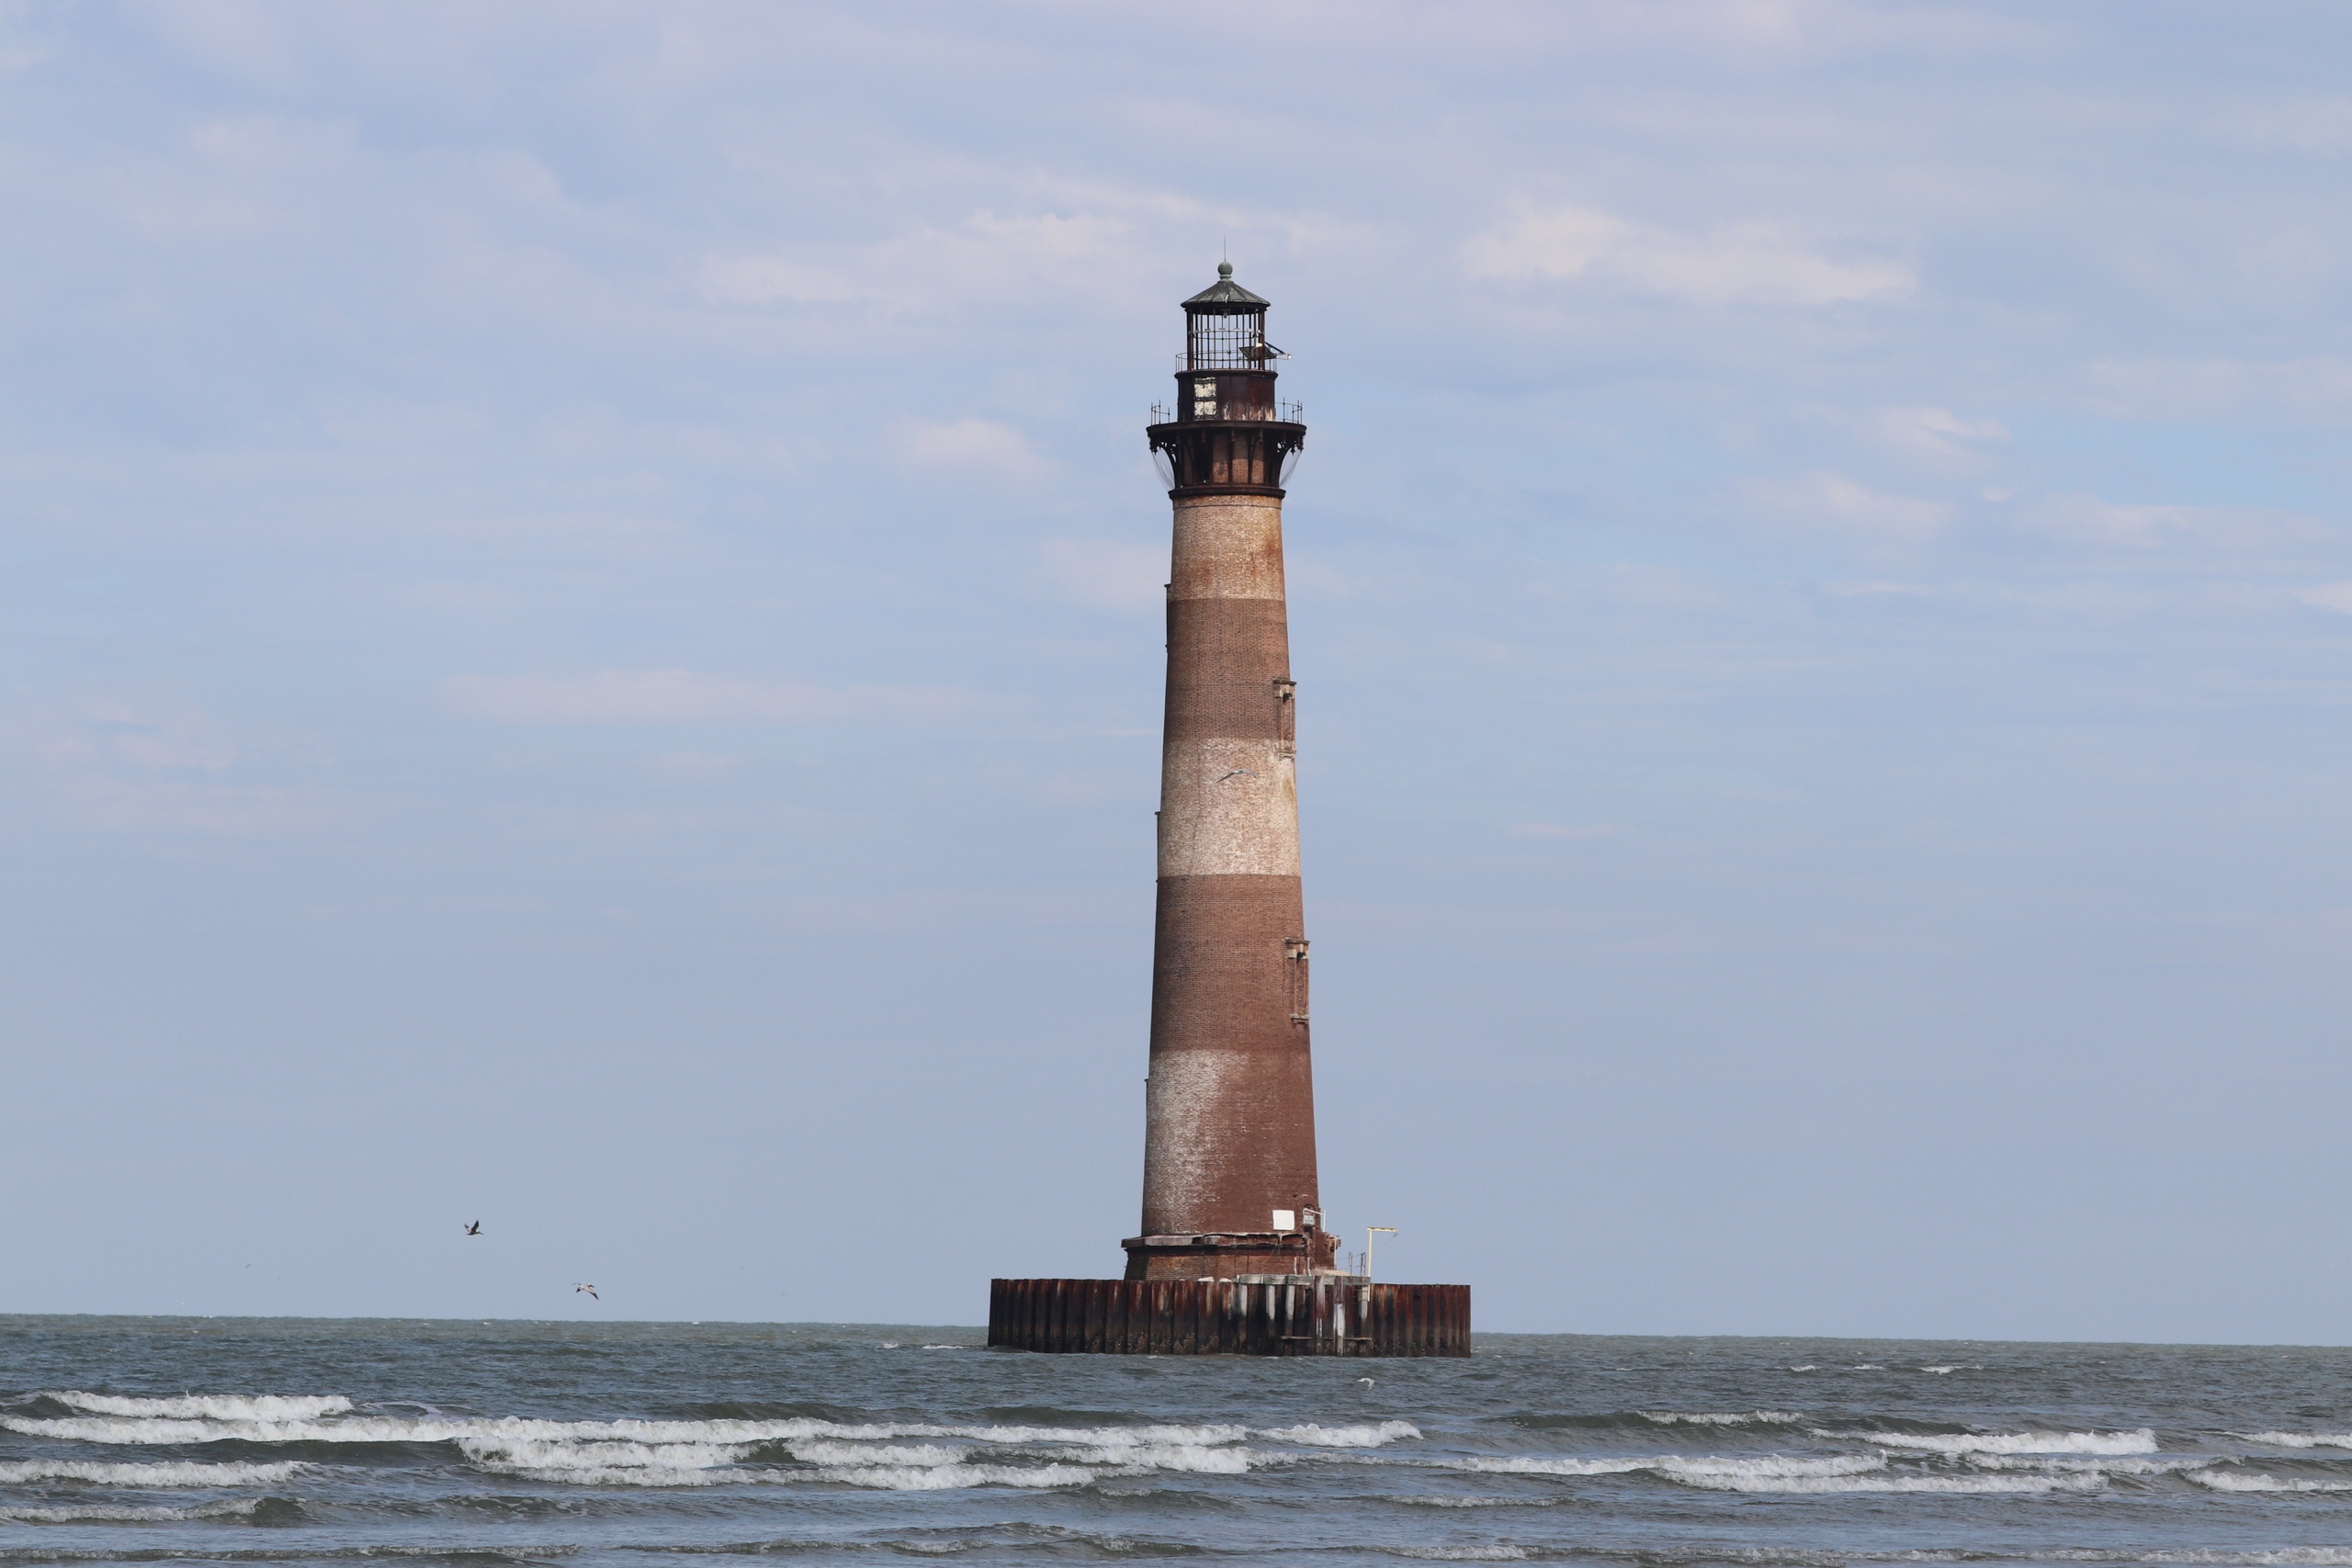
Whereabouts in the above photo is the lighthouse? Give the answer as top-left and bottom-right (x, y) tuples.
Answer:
(986, 265), (1469, 1355)
(1126, 263), (1329, 1282)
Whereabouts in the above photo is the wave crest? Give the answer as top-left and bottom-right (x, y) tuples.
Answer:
(2191, 1470), (2352, 1494)
(49, 1392), (354, 1421)
(1849, 1428), (2158, 1457)
(0, 1500), (264, 1523)
(0, 1460), (310, 1487)
(2240, 1433), (2352, 1450)
(1259, 1421), (1421, 1448)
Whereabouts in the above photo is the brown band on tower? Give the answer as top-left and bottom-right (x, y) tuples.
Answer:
(1148, 873), (1309, 1055)
(1163, 598), (1292, 742)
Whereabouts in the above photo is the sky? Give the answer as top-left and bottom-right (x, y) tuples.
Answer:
(4, 0), (2351, 1343)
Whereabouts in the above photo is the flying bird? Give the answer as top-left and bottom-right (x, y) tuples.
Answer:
(1217, 769), (1256, 783)
(463, 1221), (481, 1235)
(575, 1283), (599, 1301)
(1356, 1377), (1375, 1388)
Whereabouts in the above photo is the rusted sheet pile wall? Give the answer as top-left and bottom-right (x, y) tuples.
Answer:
(988, 1278), (1470, 1357)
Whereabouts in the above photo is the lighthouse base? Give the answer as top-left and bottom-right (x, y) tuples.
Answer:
(987, 1276), (1470, 1357)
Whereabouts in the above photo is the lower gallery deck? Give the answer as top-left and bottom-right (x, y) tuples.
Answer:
(988, 1276), (1470, 1357)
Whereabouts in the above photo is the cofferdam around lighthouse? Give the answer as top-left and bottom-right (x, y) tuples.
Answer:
(989, 265), (1470, 1357)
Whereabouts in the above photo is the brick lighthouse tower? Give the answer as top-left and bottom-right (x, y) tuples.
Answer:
(987, 265), (1469, 1355)
(1125, 263), (1328, 1282)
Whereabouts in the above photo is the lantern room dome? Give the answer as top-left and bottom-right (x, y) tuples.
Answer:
(1183, 261), (1270, 314)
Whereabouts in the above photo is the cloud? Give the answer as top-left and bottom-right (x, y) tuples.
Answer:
(2294, 581), (2352, 615)
(698, 256), (866, 306)
(1742, 471), (1951, 540)
(442, 671), (979, 725)
(1464, 202), (1912, 305)
(1038, 537), (1164, 613)
(2018, 496), (2329, 551)
(1861, 406), (2010, 467)
(904, 418), (1052, 477)
(37, 703), (243, 774)
(6, 698), (351, 837)
(2083, 357), (2352, 423)
(700, 206), (1156, 320)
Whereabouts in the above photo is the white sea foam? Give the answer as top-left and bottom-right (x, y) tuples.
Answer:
(1849, 1428), (2159, 1457)
(467, 1461), (786, 1488)
(1675, 1470), (2106, 1495)
(1, 1412), (869, 1447)
(1446, 1453), (1883, 1483)
(0, 1459), (310, 1487)
(458, 1438), (753, 1472)
(2069, 1551), (2352, 1561)
(1439, 1450), (2107, 1495)
(1447, 1455), (1656, 1477)
(0, 1499), (263, 1523)
(1, 1395), (1417, 1492)
(2128, 1554), (2352, 1565)
(2009, 1555), (2352, 1567)
(0, 1410), (1245, 1450)
(2239, 1432), (2352, 1450)
(1640, 1410), (1805, 1426)
(1394, 1551), (1530, 1562)
(1657, 1456), (1887, 1480)
(781, 1441), (965, 1470)
(2189, 1470), (2352, 1494)
(1261, 1421), (1422, 1447)
(1968, 1453), (2217, 1475)
(1050, 1441), (1253, 1474)
(816, 1462), (1097, 1491)
(48, 1392), (354, 1421)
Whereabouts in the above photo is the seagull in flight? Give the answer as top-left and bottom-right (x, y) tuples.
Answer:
(463, 1221), (481, 1235)
(575, 1283), (599, 1301)
(1356, 1376), (1375, 1388)
(1217, 769), (1256, 783)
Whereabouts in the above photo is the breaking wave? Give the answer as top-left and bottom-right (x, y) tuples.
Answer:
(1847, 1427), (2159, 1457)
(0, 1459), (310, 1486)
(1436, 1450), (2121, 1495)
(6, 1393), (1422, 1492)
(47, 1393), (355, 1421)
(1638, 1410), (1806, 1427)
(1968, 1453), (2218, 1475)
(1676, 1470), (2107, 1495)
(1448, 1455), (1656, 1477)
(1448, 1454), (1892, 1485)
(0, 1499), (264, 1523)
(2190, 1470), (2352, 1494)
(2239, 1432), (2352, 1450)
(1261, 1421), (1422, 1447)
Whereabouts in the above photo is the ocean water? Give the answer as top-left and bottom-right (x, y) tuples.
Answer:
(6, 1318), (2352, 1565)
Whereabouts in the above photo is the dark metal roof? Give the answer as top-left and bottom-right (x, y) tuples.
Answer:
(1183, 262), (1269, 312)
